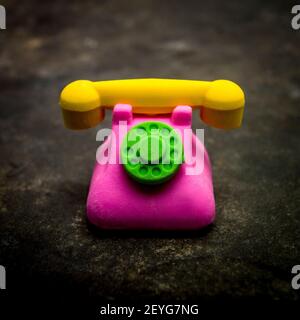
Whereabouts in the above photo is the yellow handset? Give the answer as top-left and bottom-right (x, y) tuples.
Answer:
(59, 78), (245, 130)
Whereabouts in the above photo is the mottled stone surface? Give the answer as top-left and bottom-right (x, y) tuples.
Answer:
(0, 0), (299, 302)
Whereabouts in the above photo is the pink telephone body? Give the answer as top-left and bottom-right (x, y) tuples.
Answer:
(59, 79), (245, 230)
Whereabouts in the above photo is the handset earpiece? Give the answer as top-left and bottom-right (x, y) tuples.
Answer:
(60, 80), (103, 130)
(201, 80), (245, 129)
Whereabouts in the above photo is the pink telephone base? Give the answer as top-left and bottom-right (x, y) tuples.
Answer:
(87, 104), (215, 230)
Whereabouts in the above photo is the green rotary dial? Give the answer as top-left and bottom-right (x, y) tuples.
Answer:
(121, 121), (184, 184)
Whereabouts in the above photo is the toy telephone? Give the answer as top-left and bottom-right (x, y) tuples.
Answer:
(59, 78), (245, 230)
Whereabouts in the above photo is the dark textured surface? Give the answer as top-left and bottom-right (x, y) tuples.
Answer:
(0, 0), (299, 302)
